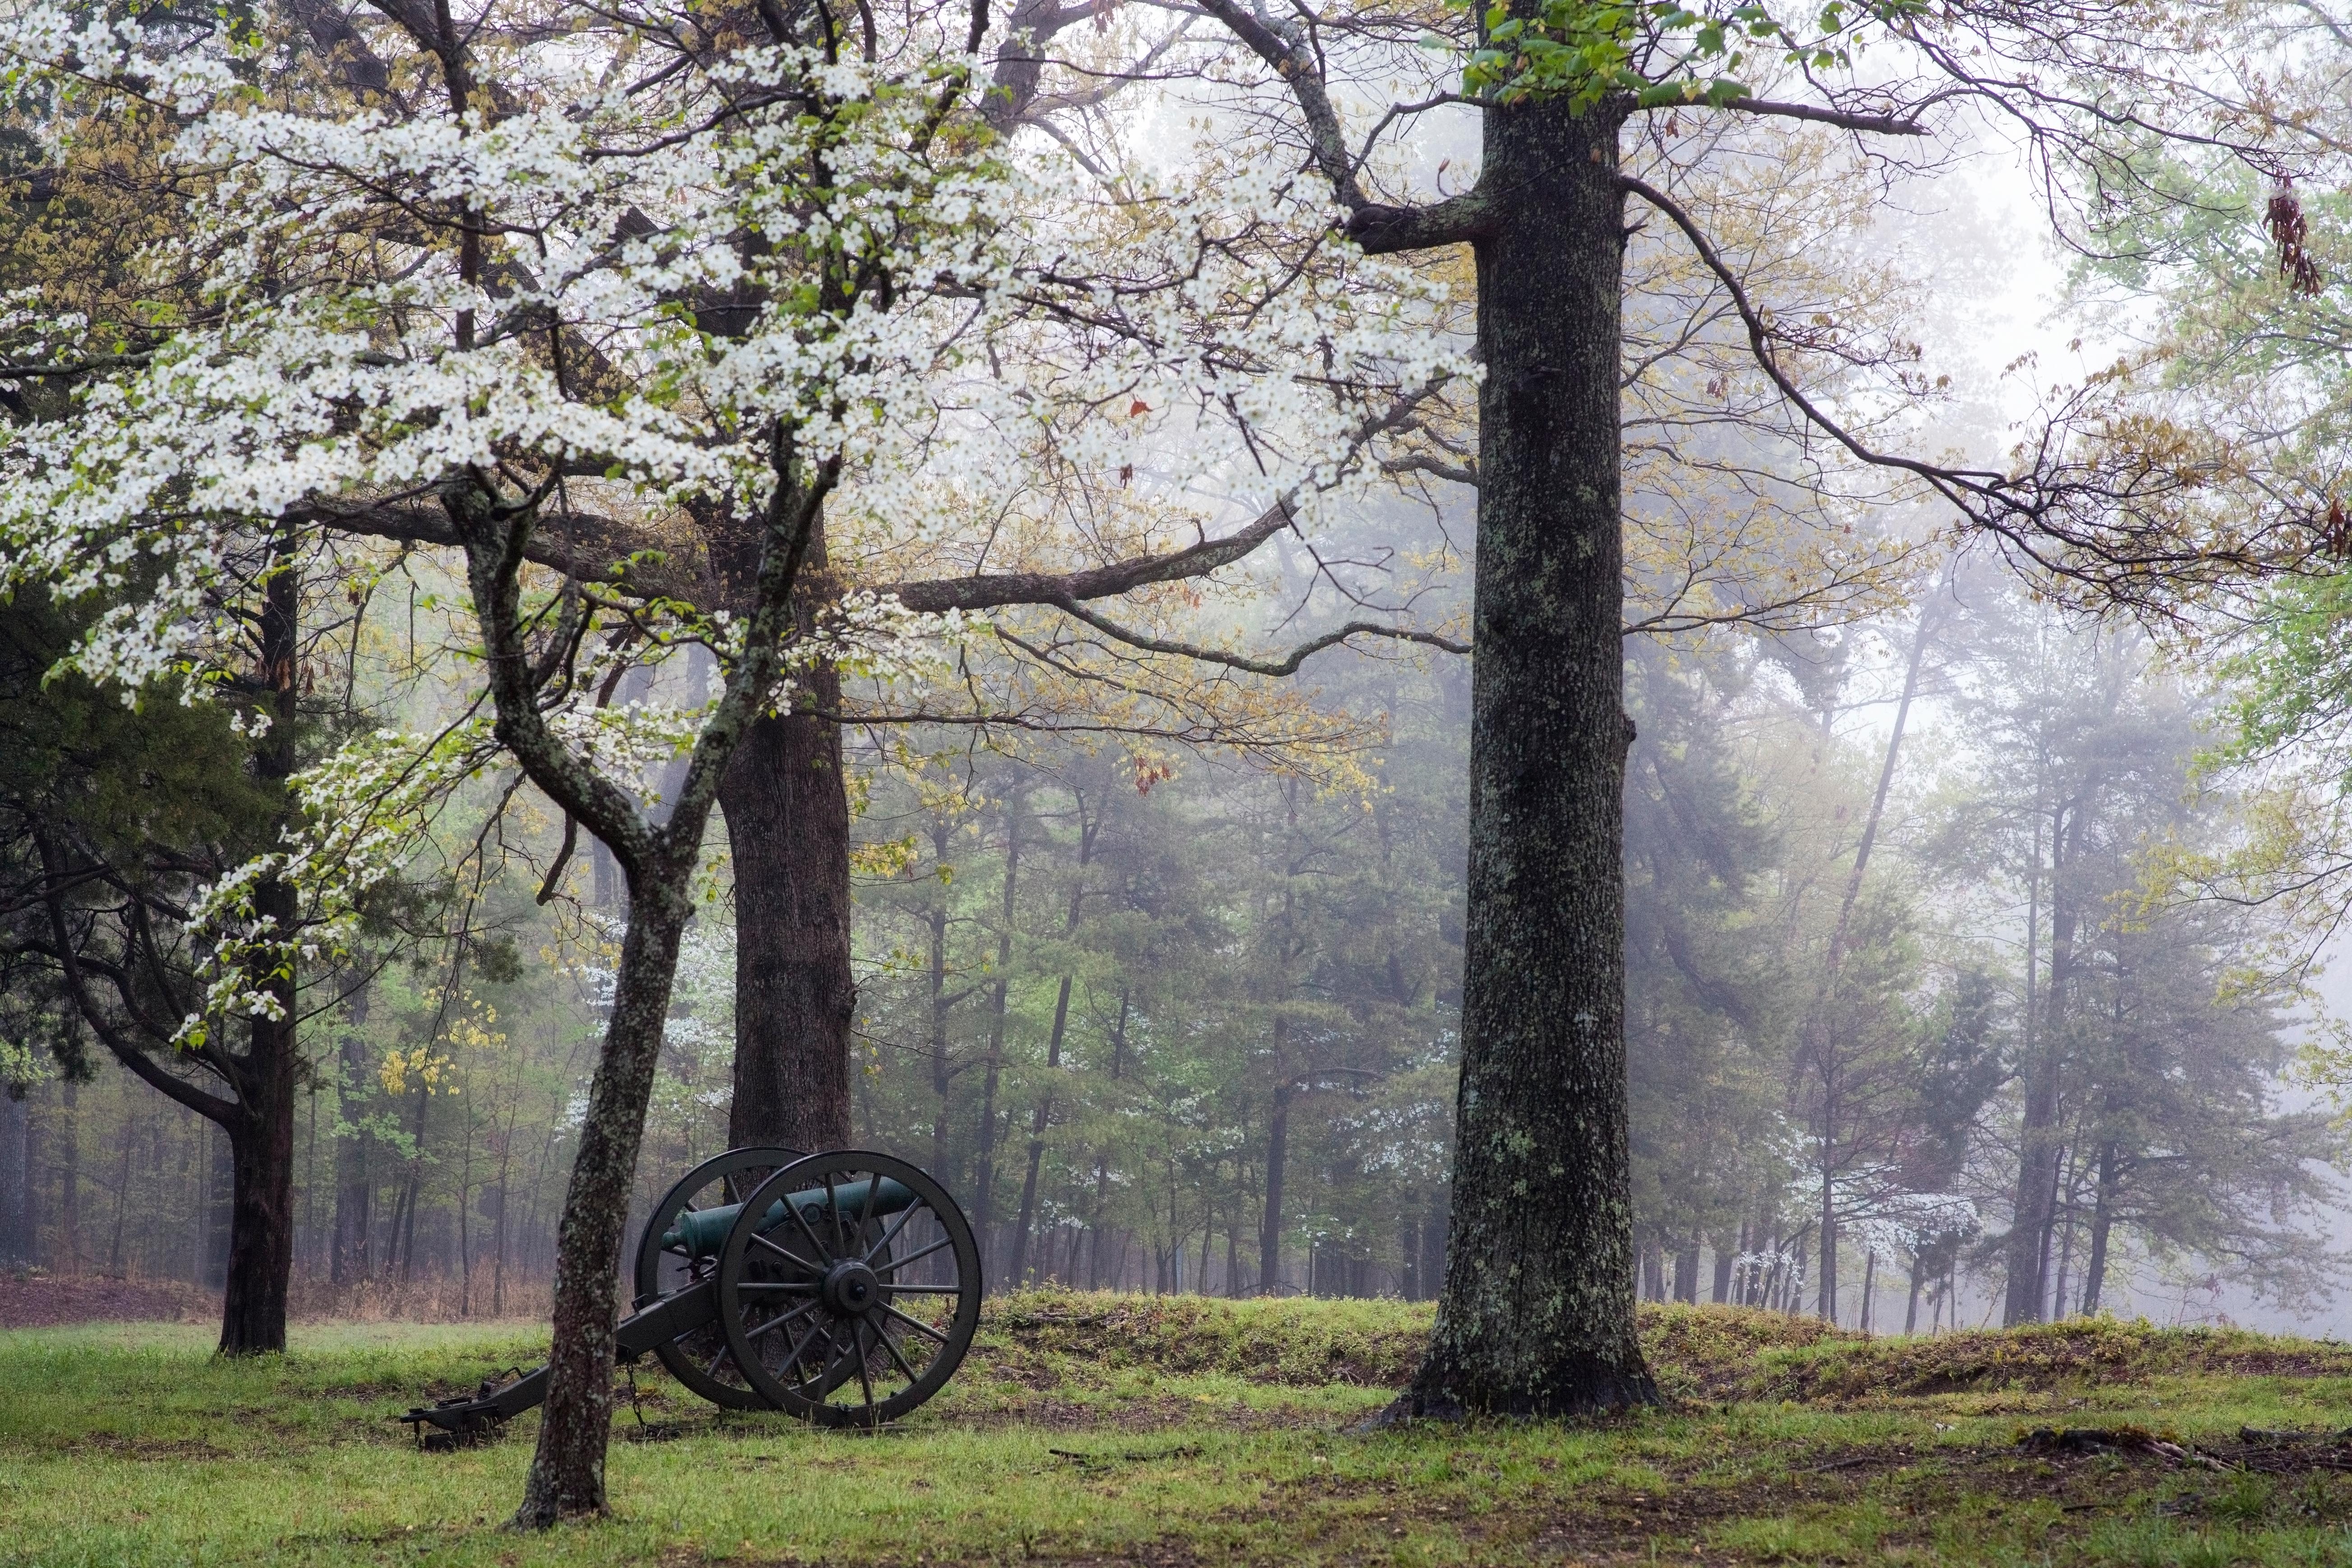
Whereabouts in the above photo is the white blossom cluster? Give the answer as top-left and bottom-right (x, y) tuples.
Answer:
(178, 716), (503, 1045)
(0, 0), (1464, 1034)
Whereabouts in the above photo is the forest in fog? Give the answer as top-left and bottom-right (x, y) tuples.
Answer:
(3, 0), (2352, 1373)
(4, 551), (2336, 1333)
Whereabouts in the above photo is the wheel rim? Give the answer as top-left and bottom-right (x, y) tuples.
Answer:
(633, 1145), (805, 1410)
(717, 1150), (982, 1428)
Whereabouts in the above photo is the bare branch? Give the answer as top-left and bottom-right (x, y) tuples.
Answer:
(1045, 595), (1468, 674)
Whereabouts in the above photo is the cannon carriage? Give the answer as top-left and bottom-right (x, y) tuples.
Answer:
(400, 1148), (981, 1441)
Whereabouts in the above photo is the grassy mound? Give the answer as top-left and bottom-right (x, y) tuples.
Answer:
(1737, 1315), (2352, 1404)
(982, 1290), (1430, 1388)
(980, 1292), (2352, 1407)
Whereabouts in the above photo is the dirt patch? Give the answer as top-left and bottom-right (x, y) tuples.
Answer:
(0, 1273), (216, 1328)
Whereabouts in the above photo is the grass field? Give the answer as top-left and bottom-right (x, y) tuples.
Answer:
(8, 1292), (2352, 1565)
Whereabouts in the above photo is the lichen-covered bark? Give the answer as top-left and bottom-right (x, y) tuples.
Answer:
(515, 881), (691, 1522)
(1386, 93), (1658, 1419)
(445, 451), (828, 1527)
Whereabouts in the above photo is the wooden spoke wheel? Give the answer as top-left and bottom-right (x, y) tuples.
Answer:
(716, 1150), (982, 1428)
(632, 1145), (803, 1410)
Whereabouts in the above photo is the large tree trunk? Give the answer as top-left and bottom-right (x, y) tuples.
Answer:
(217, 547), (302, 1355)
(514, 875), (694, 1526)
(219, 1034), (295, 1354)
(720, 688), (854, 1153)
(1388, 92), (1657, 1419)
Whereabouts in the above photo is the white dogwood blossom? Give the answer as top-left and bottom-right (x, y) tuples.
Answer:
(0, 0), (1463, 1044)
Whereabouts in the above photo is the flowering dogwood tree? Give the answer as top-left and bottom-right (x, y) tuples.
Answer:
(0, 0), (1460, 1522)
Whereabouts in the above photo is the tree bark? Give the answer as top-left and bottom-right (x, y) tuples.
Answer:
(1386, 92), (1657, 1419)
(203, 542), (305, 1354)
(515, 878), (693, 1525)
(721, 688), (854, 1153)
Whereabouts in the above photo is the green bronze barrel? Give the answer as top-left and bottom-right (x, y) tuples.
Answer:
(663, 1175), (918, 1260)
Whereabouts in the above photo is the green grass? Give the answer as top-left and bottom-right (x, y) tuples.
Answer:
(8, 1293), (2352, 1565)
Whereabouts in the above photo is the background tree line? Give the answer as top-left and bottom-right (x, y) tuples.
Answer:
(5, 557), (2332, 1328)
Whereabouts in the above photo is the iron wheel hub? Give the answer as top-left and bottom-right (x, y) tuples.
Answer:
(822, 1259), (883, 1316)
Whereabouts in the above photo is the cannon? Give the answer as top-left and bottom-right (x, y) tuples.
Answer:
(400, 1148), (981, 1439)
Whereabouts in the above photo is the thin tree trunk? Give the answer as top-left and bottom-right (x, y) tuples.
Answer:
(331, 987), (372, 1287)
(1806, 601), (1934, 1325)
(106, 1125), (133, 1275)
(927, 830), (954, 1177)
(1086, 1157), (1110, 1290)
(491, 1123), (512, 1316)
(1817, 1120), (1836, 1321)
(1390, 92), (1655, 1420)
(1011, 792), (1095, 1285)
(457, 1103), (474, 1317)
(191, 1117), (208, 1284)
(57, 1081), (78, 1274)
(0, 1092), (30, 1266)
(2082, 1140), (2118, 1315)
(514, 882), (694, 1525)
(302, 1070), (319, 1281)
(2028, 838), (2078, 1322)
(2006, 798), (2061, 1326)
(1904, 1255), (1922, 1336)
(1258, 1019), (1291, 1294)
(971, 793), (1022, 1282)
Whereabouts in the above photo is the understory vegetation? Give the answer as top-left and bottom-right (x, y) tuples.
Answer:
(12, 1295), (2352, 1566)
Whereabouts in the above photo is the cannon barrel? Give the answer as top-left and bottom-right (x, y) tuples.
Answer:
(663, 1174), (917, 1260)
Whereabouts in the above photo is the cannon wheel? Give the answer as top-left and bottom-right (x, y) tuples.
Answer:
(716, 1150), (982, 1428)
(633, 1145), (804, 1410)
